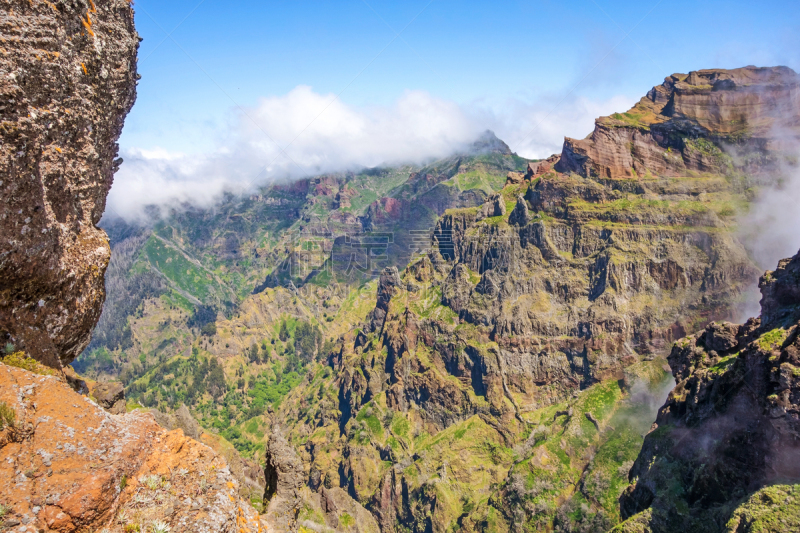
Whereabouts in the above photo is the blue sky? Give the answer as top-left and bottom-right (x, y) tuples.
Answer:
(109, 0), (800, 221)
(122, 0), (800, 154)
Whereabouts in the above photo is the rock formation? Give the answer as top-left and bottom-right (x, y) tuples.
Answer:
(263, 425), (304, 532)
(556, 66), (800, 179)
(91, 380), (125, 414)
(0, 0), (139, 368)
(0, 363), (262, 533)
(278, 67), (799, 531)
(617, 250), (800, 532)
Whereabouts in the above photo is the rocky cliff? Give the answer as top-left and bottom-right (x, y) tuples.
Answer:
(0, 3), (275, 532)
(269, 67), (800, 532)
(556, 66), (800, 179)
(0, 0), (139, 368)
(617, 250), (800, 532)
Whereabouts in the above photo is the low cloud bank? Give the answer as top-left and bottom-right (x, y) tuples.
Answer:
(107, 86), (633, 222)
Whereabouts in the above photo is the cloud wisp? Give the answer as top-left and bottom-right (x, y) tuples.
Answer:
(107, 86), (635, 223)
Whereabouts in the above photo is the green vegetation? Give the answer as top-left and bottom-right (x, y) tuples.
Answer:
(0, 401), (15, 430)
(340, 513), (355, 527)
(709, 352), (739, 374)
(0, 350), (54, 376)
(143, 236), (221, 303)
(758, 328), (787, 350)
(725, 484), (800, 532)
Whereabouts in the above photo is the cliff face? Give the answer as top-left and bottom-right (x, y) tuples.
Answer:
(617, 251), (800, 532)
(556, 66), (800, 179)
(0, 0), (139, 368)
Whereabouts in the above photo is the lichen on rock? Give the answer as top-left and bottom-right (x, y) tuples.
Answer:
(0, 0), (139, 368)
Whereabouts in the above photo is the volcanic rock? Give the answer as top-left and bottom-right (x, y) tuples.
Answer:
(263, 425), (305, 532)
(0, 0), (139, 368)
(556, 66), (800, 179)
(618, 248), (800, 531)
(477, 193), (507, 220)
(91, 381), (125, 414)
(508, 195), (531, 226)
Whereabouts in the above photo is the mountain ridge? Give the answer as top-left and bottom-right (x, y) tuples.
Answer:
(46, 65), (800, 532)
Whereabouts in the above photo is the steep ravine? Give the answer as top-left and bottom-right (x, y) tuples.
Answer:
(32, 63), (800, 533)
(271, 67), (799, 532)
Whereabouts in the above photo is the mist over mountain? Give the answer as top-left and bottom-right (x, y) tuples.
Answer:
(107, 88), (633, 223)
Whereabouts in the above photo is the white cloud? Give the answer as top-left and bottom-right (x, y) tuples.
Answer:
(738, 162), (800, 272)
(492, 94), (637, 159)
(107, 86), (636, 222)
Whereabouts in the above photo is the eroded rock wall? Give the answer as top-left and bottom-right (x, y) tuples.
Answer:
(556, 66), (800, 179)
(0, 0), (139, 368)
(617, 250), (800, 532)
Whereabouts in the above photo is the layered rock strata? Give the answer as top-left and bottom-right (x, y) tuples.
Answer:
(556, 66), (800, 179)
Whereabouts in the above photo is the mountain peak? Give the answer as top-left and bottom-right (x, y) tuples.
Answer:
(468, 130), (512, 155)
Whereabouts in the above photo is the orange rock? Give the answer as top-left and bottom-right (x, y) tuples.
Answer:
(0, 363), (264, 532)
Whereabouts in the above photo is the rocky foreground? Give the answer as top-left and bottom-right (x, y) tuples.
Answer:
(615, 250), (800, 532)
(0, 363), (264, 533)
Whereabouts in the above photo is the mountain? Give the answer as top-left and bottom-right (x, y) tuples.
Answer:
(59, 65), (800, 533)
(616, 250), (800, 533)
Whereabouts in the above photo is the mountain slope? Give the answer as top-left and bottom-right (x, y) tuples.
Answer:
(75, 66), (800, 532)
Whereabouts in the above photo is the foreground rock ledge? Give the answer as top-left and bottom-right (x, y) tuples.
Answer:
(0, 363), (264, 533)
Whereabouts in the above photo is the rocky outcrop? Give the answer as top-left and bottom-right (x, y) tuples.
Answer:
(297, 486), (381, 533)
(364, 267), (402, 334)
(263, 425), (304, 532)
(556, 66), (800, 179)
(0, 0), (140, 368)
(149, 403), (202, 441)
(0, 363), (263, 533)
(286, 67), (800, 533)
(617, 249), (800, 532)
(507, 195), (530, 226)
(91, 380), (125, 414)
(476, 193), (506, 220)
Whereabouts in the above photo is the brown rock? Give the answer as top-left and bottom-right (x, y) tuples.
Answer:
(555, 66), (800, 179)
(263, 425), (305, 532)
(523, 155), (560, 180)
(506, 171), (525, 185)
(92, 381), (126, 414)
(0, 0), (139, 368)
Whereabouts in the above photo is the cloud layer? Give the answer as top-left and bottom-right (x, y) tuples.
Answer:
(107, 86), (634, 222)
